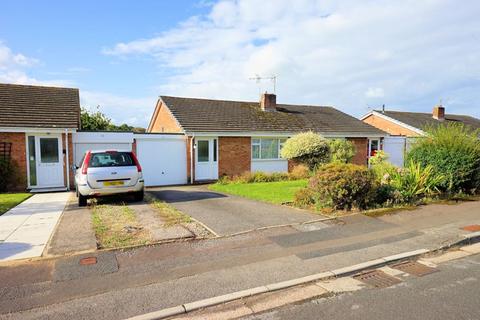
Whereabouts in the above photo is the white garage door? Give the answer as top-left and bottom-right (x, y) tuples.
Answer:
(135, 135), (187, 186)
(383, 136), (407, 167)
(74, 143), (132, 166)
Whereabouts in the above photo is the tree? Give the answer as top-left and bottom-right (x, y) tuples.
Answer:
(281, 132), (331, 170)
(329, 139), (356, 164)
(80, 106), (146, 132)
(80, 106), (111, 130)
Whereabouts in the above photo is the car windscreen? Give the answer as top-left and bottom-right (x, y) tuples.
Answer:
(88, 152), (135, 167)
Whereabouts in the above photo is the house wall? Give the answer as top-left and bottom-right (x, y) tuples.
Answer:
(218, 137), (251, 177)
(149, 102), (183, 133)
(347, 137), (368, 166)
(0, 132), (27, 190)
(363, 114), (420, 137)
(186, 136), (194, 182)
(62, 133), (75, 189)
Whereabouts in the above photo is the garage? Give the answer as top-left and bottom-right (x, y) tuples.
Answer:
(73, 132), (133, 166)
(134, 134), (187, 186)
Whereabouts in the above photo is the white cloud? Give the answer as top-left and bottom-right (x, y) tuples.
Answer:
(0, 42), (70, 86)
(365, 87), (385, 98)
(80, 91), (156, 127)
(103, 0), (480, 117)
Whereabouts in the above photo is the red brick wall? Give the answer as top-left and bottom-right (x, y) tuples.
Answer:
(186, 136), (194, 182)
(347, 138), (368, 166)
(363, 114), (420, 137)
(0, 132), (27, 190)
(149, 102), (183, 133)
(218, 137), (251, 177)
(62, 133), (75, 189)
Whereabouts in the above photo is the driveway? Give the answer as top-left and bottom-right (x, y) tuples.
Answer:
(148, 185), (324, 236)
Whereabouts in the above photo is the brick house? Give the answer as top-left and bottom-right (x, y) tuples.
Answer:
(361, 105), (480, 137)
(147, 93), (386, 183)
(0, 83), (80, 191)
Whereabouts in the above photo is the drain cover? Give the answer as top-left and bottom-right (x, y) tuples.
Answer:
(390, 260), (438, 277)
(353, 270), (402, 288)
(461, 225), (480, 232)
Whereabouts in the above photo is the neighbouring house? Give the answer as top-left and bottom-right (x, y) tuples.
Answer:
(147, 93), (386, 183)
(361, 105), (480, 137)
(0, 83), (80, 191)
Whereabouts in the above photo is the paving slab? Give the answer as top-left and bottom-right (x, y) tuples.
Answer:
(148, 185), (325, 236)
(0, 192), (71, 262)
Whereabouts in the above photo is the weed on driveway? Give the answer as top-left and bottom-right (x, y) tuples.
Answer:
(147, 195), (192, 227)
(92, 203), (151, 249)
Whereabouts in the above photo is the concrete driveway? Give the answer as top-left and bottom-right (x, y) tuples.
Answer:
(148, 185), (324, 236)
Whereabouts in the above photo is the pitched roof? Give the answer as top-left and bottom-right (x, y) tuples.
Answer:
(0, 83), (80, 129)
(159, 96), (385, 136)
(376, 110), (480, 131)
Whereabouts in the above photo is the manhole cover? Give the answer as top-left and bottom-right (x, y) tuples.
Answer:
(353, 269), (402, 288)
(79, 257), (97, 266)
(461, 225), (480, 232)
(390, 260), (438, 277)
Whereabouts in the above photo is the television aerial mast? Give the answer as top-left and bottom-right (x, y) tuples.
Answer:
(249, 74), (277, 94)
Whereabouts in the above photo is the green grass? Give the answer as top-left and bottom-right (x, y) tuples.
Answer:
(91, 204), (151, 249)
(209, 179), (308, 205)
(146, 194), (192, 227)
(0, 193), (31, 216)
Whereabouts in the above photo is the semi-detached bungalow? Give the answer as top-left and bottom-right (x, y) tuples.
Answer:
(147, 93), (387, 183)
(362, 105), (480, 137)
(0, 83), (79, 191)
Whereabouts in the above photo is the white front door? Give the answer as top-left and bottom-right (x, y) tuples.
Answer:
(195, 137), (218, 180)
(31, 135), (64, 188)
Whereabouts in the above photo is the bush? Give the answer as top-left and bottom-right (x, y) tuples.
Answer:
(289, 164), (311, 180)
(281, 132), (331, 170)
(329, 139), (356, 164)
(386, 161), (445, 203)
(296, 163), (376, 211)
(407, 123), (480, 193)
(0, 159), (19, 192)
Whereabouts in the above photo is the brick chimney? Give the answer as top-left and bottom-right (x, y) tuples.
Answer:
(260, 93), (276, 112)
(432, 105), (445, 121)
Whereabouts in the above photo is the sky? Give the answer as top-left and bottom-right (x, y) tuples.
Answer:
(1, 0), (480, 127)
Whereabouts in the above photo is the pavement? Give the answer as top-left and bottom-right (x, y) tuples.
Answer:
(0, 192), (71, 261)
(44, 194), (97, 257)
(0, 200), (479, 319)
(148, 185), (324, 236)
(238, 250), (480, 320)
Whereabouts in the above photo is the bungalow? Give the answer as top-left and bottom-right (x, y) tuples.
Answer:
(0, 83), (79, 191)
(361, 105), (480, 137)
(147, 93), (386, 183)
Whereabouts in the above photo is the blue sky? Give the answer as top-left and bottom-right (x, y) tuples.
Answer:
(1, 0), (480, 127)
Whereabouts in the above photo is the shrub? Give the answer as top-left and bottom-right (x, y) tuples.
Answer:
(407, 123), (480, 193)
(297, 163), (376, 211)
(329, 139), (356, 163)
(0, 159), (20, 192)
(281, 132), (331, 170)
(289, 164), (311, 180)
(386, 161), (445, 203)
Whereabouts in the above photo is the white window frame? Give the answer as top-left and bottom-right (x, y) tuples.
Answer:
(252, 137), (287, 161)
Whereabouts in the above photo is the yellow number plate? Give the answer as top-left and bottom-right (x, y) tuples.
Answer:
(104, 181), (124, 186)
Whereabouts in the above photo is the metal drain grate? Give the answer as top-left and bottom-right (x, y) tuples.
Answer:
(353, 270), (402, 288)
(390, 260), (438, 277)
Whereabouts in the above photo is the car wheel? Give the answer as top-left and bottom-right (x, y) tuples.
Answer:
(78, 194), (87, 207)
(134, 190), (144, 202)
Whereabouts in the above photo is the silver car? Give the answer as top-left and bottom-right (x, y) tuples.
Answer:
(75, 150), (145, 206)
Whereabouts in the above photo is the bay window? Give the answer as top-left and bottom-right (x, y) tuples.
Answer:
(252, 138), (287, 160)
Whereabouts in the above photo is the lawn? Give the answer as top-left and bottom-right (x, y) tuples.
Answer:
(91, 204), (151, 249)
(209, 179), (308, 205)
(0, 193), (31, 216)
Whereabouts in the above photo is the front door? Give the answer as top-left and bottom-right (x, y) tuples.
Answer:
(28, 135), (64, 188)
(195, 137), (218, 180)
